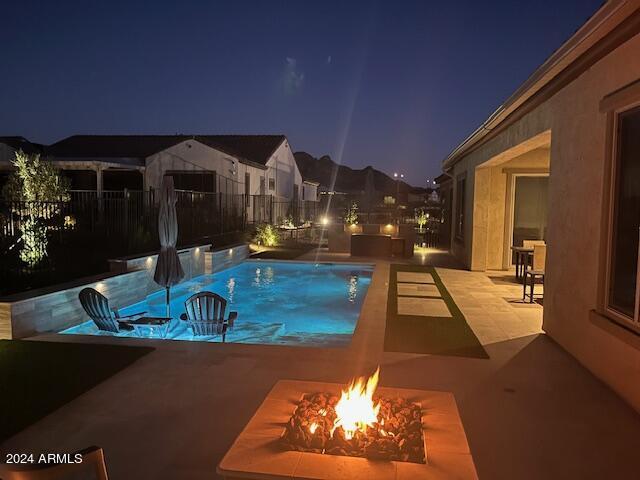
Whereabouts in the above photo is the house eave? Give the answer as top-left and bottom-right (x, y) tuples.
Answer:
(443, 0), (640, 170)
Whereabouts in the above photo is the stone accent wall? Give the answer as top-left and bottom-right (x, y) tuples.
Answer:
(205, 243), (250, 274)
(0, 243), (248, 340)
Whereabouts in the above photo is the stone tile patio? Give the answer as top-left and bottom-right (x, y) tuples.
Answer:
(1, 248), (638, 480)
(397, 297), (452, 317)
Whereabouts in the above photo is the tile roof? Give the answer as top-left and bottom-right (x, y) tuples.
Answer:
(197, 135), (286, 166)
(0, 136), (44, 155)
(46, 134), (286, 166)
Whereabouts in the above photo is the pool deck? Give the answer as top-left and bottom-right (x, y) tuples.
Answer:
(1, 248), (639, 479)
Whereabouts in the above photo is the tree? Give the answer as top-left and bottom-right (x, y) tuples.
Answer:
(2, 150), (70, 203)
(3, 150), (70, 266)
(416, 209), (428, 231)
(345, 201), (358, 225)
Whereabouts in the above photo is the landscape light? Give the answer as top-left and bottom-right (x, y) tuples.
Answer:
(321, 216), (329, 226)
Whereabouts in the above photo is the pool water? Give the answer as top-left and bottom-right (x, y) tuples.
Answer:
(61, 261), (374, 347)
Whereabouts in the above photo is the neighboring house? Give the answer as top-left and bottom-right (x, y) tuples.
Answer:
(46, 135), (302, 200)
(0, 134), (309, 205)
(440, 0), (640, 411)
(301, 180), (320, 201)
(407, 188), (428, 205)
(0, 136), (44, 190)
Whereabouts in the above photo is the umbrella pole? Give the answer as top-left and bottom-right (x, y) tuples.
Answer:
(166, 286), (170, 318)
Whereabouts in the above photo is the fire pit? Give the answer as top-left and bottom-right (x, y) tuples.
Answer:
(281, 368), (425, 463)
(218, 374), (477, 480)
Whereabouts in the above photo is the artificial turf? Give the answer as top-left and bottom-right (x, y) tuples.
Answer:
(0, 340), (153, 443)
(385, 264), (489, 358)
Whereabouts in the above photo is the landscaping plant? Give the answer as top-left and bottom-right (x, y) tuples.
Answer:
(254, 223), (280, 247)
(416, 209), (428, 231)
(2, 150), (70, 266)
(345, 201), (359, 225)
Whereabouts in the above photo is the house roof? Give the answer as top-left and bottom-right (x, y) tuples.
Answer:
(47, 135), (188, 159)
(0, 136), (44, 155)
(46, 134), (286, 168)
(434, 173), (451, 185)
(442, 0), (636, 170)
(197, 135), (286, 166)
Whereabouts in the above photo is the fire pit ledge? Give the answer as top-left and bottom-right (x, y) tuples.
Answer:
(217, 379), (478, 480)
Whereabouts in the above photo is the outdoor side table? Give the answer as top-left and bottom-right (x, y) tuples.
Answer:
(127, 317), (172, 338)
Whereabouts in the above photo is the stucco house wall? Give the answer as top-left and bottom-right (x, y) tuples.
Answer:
(0, 143), (16, 166)
(445, 27), (640, 411)
(542, 30), (640, 411)
(448, 106), (552, 270)
(264, 140), (302, 200)
(144, 139), (267, 196)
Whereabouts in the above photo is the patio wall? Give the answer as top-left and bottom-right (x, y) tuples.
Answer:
(0, 243), (249, 339)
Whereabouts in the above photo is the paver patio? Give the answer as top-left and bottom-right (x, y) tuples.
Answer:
(1, 248), (638, 479)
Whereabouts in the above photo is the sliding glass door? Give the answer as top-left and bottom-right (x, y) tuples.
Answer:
(512, 176), (549, 248)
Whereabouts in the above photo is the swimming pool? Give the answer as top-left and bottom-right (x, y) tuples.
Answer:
(61, 261), (374, 347)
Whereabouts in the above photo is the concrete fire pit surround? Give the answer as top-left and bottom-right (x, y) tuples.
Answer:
(217, 379), (478, 480)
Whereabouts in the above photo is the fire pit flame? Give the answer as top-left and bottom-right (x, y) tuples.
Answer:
(333, 367), (380, 440)
(282, 366), (426, 463)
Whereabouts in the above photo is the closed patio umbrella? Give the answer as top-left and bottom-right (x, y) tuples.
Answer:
(154, 176), (185, 317)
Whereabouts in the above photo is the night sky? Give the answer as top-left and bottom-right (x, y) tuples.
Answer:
(0, 0), (603, 185)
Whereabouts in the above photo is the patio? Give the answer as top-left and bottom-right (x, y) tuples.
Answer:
(1, 249), (638, 479)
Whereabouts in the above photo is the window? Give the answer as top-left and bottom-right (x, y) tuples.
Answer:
(268, 178), (275, 191)
(607, 106), (640, 327)
(245, 172), (251, 206)
(455, 176), (466, 240)
(165, 171), (216, 193)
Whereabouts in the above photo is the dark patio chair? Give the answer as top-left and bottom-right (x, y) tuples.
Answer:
(523, 244), (546, 303)
(79, 287), (145, 333)
(1, 445), (109, 479)
(180, 291), (237, 341)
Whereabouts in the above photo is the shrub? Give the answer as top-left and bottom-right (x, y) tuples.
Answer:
(254, 223), (280, 247)
(2, 150), (70, 203)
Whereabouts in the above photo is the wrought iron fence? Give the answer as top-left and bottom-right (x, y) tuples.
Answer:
(0, 189), (255, 248)
(0, 190), (324, 295)
(0, 190), (323, 247)
(270, 199), (318, 225)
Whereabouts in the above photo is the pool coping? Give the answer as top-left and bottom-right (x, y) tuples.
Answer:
(29, 258), (390, 364)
